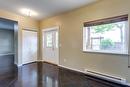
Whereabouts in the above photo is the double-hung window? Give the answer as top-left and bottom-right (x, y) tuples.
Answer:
(83, 15), (129, 54)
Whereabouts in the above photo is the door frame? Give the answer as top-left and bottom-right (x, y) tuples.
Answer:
(42, 26), (60, 65)
(22, 29), (38, 65)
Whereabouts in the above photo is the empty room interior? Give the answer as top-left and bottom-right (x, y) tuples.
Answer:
(0, 0), (130, 87)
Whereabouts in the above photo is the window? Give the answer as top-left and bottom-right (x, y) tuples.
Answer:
(46, 32), (53, 48)
(83, 15), (129, 54)
(45, 30), (58, 48)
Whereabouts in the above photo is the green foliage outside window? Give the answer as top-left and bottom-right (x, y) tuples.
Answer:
(91, 22), (124, 50)
(93, 24), (115, 33)
(101, 39), (114, 49)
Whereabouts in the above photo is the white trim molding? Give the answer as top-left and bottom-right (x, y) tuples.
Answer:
(36, 60), (44, 62)
(42, 26), (60, 32)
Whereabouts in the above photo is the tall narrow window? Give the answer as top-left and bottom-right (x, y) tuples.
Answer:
(83, 15), (129, 54)
(46, 32), (53, 48)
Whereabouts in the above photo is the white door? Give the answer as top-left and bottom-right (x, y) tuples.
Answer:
(43, 27), (59, 65)
(22, 30), (38, 64)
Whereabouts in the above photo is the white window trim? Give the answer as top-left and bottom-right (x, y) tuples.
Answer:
(83, 49), (128, 55)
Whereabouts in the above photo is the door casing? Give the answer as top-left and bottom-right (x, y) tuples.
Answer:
(42, 26), (59, 65)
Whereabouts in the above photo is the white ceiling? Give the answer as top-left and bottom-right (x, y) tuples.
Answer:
(0, 0), (98, 20)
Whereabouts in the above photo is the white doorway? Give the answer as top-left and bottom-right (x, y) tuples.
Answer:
(22, 29), (38, 65)
(42, 27), (59, 65)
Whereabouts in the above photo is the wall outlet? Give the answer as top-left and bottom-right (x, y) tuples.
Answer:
(84, 69), (88, 73)
(63, 59), (66, 62)
(128, 66), (130, 68)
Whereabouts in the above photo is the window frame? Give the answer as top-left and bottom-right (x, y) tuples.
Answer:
(83, 15), (129, 55)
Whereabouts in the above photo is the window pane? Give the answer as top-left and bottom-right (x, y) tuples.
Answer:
(46, 32), (53, 48)
(83, 21), (128, 54)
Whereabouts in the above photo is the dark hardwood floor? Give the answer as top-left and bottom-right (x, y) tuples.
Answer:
(0, 62), (129, 87)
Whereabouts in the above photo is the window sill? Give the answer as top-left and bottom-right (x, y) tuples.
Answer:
(83, 49), (129, 55)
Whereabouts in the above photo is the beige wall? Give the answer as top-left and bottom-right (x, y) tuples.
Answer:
(0, 9), (39, 65)
(40, 0), (130, 83)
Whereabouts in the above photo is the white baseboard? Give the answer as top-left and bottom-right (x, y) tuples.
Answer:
(36, 60), (44, 62)
(58, 64), (85, 74)
(17, 64), (23, 67)
(18, 60), (40, 67)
